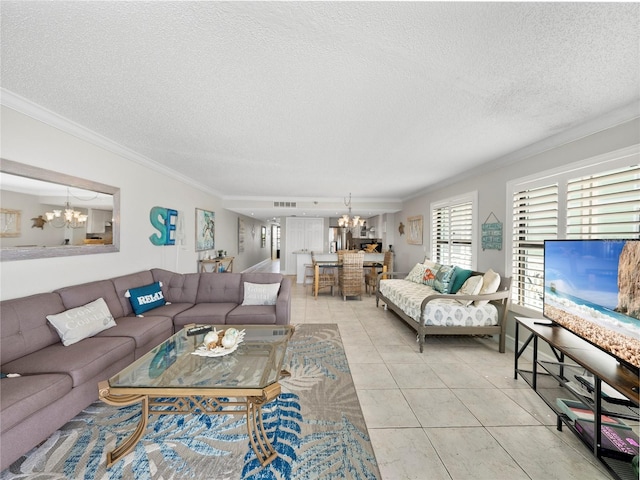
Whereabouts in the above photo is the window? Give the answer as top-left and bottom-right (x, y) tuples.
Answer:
(508, 146), (640, 312)
(431, 192), (477, 269)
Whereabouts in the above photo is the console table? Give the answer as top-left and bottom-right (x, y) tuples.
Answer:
(514, 317), (639, 480)
(199, 257), (234, 273)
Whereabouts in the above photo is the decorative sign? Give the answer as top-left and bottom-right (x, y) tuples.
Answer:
(149, 206), (178, 246)
(195, 208), (215, 251)
(481, 212), (503, 251)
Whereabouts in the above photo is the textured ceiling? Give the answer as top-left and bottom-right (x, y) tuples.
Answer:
(1, 2), (639, 220)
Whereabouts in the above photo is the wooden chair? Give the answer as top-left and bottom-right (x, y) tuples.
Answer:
(338, 251), (364, 300)
(312, 252), (335, 297)
(365, 250), (393, 295)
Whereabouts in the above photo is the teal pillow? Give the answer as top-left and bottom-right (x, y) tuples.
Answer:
(433, 265), (456, 293)
(450, 267), (474, 294)
(126, 281), (165, 315)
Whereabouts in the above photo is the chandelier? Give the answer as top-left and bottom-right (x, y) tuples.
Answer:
(338, 193), (365, 229)
(44, 190), (88, 229)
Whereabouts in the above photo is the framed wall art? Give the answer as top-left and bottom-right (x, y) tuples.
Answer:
(195, 208), (215, 251)
(238, 218), (245, 253)
(407, 215), (423, 245)
(0, 209), (21, 238)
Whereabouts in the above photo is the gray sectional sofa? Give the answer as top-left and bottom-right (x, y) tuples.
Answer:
(0, 268), (291, 471)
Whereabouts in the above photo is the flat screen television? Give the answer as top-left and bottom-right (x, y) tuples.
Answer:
(543, 239), (640, 374)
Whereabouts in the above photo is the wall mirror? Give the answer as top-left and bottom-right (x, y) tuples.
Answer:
(0, 158), (120, 261)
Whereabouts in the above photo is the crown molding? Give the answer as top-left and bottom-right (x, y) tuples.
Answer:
(1, 88), (220, 197)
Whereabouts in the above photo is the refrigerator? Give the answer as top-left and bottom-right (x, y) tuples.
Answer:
(328, 227), (344, 253)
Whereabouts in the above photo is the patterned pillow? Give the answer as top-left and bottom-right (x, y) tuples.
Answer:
(422, 266), (439, 286)
(405, 263), (428, 283)
(456, 276), (483, 306)
(433, 265), (456, 293)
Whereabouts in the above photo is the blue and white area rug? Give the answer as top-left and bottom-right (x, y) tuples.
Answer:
(2, 324), (380, 480)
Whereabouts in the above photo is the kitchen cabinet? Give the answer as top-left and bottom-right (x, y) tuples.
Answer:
(86, 209), (112, 234)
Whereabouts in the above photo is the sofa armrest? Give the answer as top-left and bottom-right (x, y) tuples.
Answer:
(275, 276), (291, 325)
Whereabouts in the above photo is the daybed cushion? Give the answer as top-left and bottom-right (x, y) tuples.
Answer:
(0, 374), (72, 433)
(378, 279), (499, 326)
(2, 337), (134, 388)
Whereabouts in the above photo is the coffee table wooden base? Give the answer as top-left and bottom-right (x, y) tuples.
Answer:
(98, 381), (281, 468)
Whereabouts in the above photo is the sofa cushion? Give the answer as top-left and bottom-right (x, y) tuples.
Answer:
(2, 336), (134, 388)
(55, 279), (124, 319)
(46, 298), (117, 346)
(196, 273), (242, 303)
(0, 293), (65, 364)
(173, 303), (238, 328)
(0, 374), (72, 434)
(151, 269), (200, 304)
(226, 305), (277, 325)
(95, 315), (173, 349)
(111, 270), (155, 316)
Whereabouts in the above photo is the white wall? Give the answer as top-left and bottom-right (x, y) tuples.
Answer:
(392, 117), (640, 275)
(0, 106), (268, 300)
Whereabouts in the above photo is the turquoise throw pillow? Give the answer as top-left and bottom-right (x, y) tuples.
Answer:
(126, 281), (165, 315)
(450, 267), (474, 294)
(433, 265), (456, 293)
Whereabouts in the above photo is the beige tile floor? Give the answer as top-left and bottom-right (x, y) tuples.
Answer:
(252, 261), (619, 479)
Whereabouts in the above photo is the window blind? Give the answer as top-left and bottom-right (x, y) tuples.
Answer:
(432, 200), (473, 269)
(511, 184), (559, 310)
(566, 165), (640, 239)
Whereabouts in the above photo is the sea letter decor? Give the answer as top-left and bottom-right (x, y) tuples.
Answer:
(149, 206), (178, 246)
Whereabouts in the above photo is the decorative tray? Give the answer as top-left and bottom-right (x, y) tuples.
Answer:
(191, 329), (246, 358)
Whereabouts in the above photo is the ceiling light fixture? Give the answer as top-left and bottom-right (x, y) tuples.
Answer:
(44, 189), (88, 228)
(338, 193), (365, 229)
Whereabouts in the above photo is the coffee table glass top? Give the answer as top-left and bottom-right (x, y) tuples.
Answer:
(108, 325), (294, 391)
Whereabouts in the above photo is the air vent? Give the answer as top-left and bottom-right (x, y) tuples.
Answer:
(273, 201), (297, 208)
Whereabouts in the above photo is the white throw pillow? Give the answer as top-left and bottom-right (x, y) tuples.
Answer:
(242, 282), (280, 306)
(405, 263), (428, 284)
(456, 276), (483, 306)
(474, 269), (501, 307)
(46, 297), (116, 346)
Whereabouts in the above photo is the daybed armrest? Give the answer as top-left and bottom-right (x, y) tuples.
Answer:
(376, 271), (410, 281)
(420, 288), (511, 310)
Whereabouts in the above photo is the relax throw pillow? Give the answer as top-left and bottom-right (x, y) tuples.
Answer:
(242, 282), (280, 306)
(474, 269), (501, 307)
(47, 297), (116, 346)
(126, 281), (166, 315)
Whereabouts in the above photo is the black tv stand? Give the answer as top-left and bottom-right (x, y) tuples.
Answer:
(514, 317), (639, 480)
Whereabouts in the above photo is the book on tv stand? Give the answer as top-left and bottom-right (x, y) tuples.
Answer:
(574, 420), (639, 461)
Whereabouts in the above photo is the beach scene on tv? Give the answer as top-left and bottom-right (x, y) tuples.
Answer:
(543, 239), (640, 370)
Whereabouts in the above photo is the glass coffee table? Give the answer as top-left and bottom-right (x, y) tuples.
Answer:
(98, 324), (294, 467)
